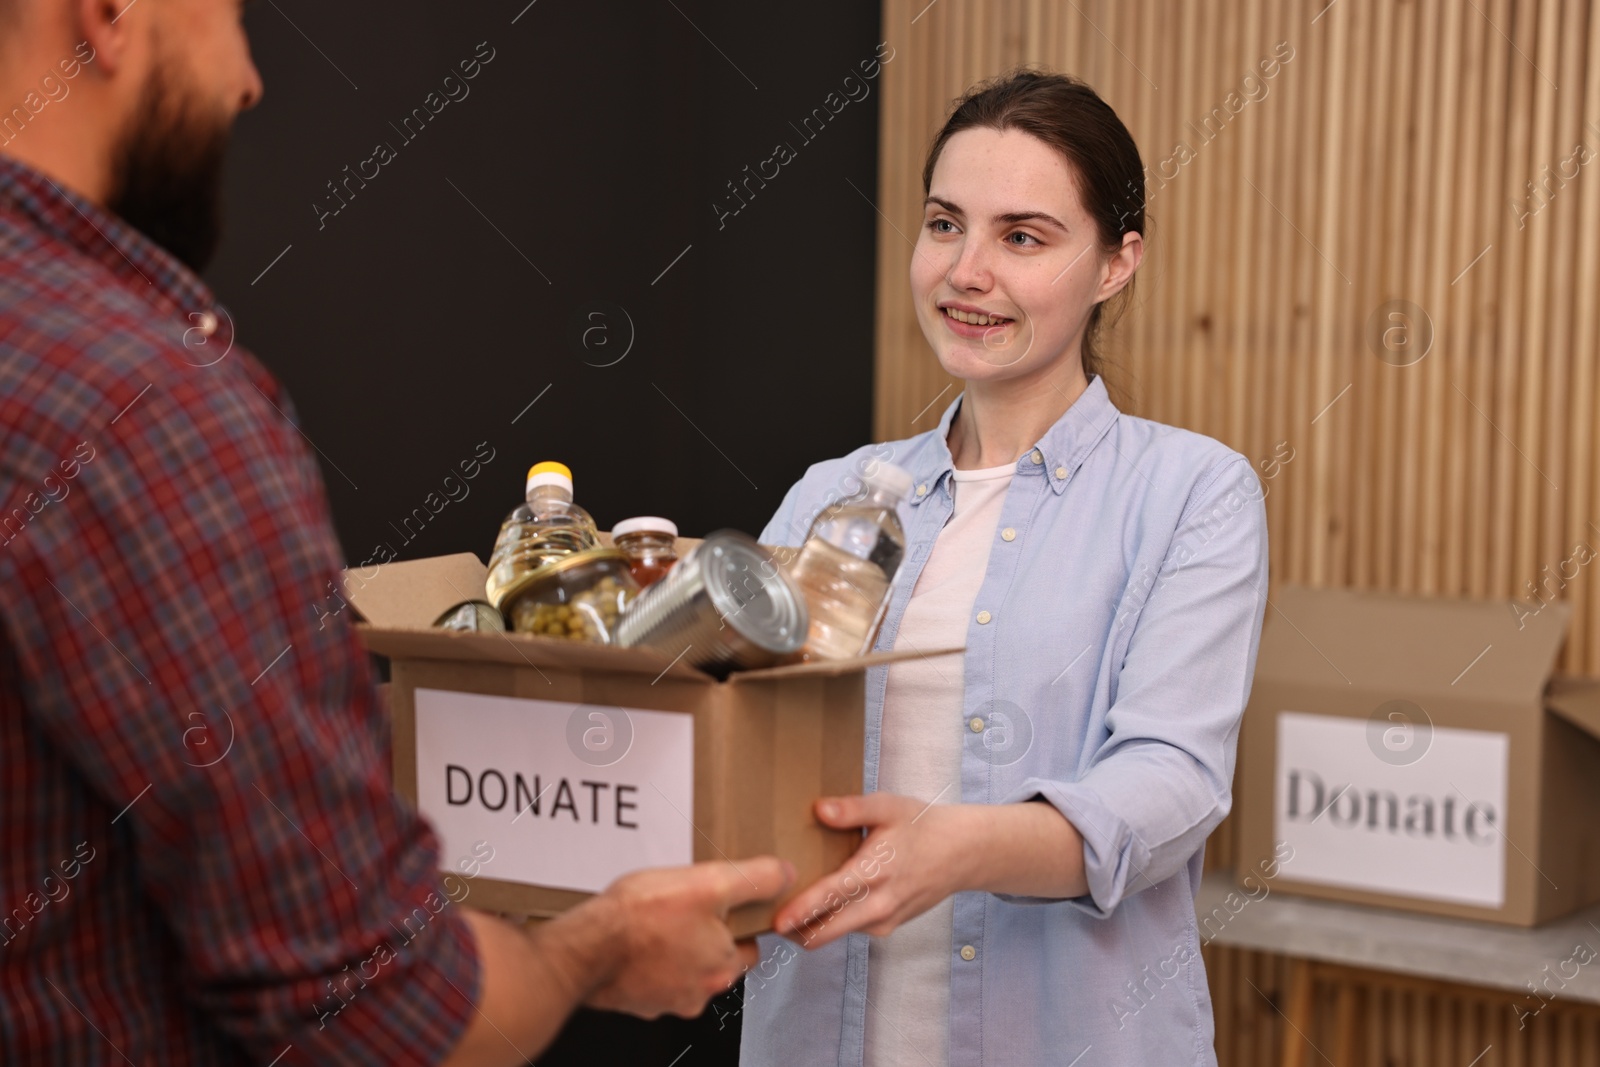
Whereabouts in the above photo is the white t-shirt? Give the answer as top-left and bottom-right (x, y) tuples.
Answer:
(863, 461), (1014, 1067)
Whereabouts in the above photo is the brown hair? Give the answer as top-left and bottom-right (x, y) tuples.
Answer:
(922, 69), (1145, 391)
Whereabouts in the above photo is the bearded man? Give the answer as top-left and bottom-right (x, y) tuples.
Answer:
(0, 3), (789, 1064)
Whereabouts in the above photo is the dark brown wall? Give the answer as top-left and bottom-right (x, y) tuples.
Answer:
(207, 2), (882, 1063)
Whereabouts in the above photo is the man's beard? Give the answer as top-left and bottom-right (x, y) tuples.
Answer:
(107, 62), (231, 275)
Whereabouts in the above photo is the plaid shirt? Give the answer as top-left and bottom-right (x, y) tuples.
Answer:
(0, 154), (480, 1064)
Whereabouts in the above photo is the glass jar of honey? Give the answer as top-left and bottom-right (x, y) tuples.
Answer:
(612, 517), (679, 589)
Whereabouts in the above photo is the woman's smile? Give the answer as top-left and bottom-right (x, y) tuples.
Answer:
(938, 301), (1016, 339)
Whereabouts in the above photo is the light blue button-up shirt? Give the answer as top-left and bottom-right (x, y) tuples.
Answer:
(739, 375), (1270, 1067)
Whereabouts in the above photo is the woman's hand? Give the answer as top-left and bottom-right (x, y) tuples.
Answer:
(771, 793), (1091, 950)
(771, 794), (978, 950)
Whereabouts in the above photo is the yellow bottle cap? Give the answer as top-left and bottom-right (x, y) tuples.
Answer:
(527, 461), (572, 481)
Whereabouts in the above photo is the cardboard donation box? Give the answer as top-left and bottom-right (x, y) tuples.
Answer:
(344, 549), (956, 937)
(1236, 585), (1600, 926)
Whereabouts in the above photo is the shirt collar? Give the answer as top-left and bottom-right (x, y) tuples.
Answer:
(909, 373), (1121, 504)
(0, 153), (223, 330)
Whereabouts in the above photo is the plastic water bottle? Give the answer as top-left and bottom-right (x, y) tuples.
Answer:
(784, 461), (912, 659)
(484, 461), (599, 608)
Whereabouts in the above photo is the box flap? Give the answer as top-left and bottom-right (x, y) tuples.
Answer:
(1545, 676), (1600, 742)
(343, 553), (489, 630)
(1257, 585), (1569, 704)
(728, 646), (966, 683)
(357, 623), (712, 681)
(358, 624), (963, 686)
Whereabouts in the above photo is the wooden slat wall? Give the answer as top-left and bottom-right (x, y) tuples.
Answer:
(872, 0), (1600, 1063)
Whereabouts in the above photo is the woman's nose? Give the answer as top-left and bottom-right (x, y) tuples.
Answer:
(945, 239), (992, 291)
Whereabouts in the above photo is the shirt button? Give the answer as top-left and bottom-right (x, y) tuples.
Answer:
(1030, 450), (1043, 464)
(1000, 527), (1016, 542)
(976, 610), (991, 624)
(969, 716), (985, 733)
(1055, 466), (1068, 479)
(960, 945), (977, 961)
(916, 483), (928, 497)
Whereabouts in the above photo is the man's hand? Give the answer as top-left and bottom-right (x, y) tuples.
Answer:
(441, 856), (793, 1067)
(585, 858), (795, 1019)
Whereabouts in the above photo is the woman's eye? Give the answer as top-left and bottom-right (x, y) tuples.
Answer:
(1007, 231), (1040, 247)
(927, 218), (957, 234)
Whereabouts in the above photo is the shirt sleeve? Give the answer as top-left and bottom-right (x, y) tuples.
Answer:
(995, 453), (1270, 918)
(0, 359), (480, 1064)
(759, 448), (894, 549)
(759, 460), (828, 548)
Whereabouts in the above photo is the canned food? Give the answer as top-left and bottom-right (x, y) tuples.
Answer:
(499, 547), (640, 643)
(433, 600), (506, 633)
(615, 530), (807, 678)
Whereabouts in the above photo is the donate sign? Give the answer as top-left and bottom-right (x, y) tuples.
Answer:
(414, 688), (695, 894)
(1274, 711), (1509, 908)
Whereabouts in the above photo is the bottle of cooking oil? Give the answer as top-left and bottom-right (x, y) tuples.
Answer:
(484, 461), (600, 608)
(784, 461), (913, 659)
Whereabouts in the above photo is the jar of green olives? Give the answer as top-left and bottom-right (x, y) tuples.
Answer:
(498, 547), (640, 644)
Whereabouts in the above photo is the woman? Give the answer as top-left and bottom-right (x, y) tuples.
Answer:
(739, 71), (1270, 1067)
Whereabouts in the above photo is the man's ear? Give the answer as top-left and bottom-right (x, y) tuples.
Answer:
(75, 0), (138, 78)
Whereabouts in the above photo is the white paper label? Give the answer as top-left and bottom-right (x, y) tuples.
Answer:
(1273, 711), (1509, 908)
(413, 688), (694, 894)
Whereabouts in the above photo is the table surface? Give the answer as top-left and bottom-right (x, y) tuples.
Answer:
(1195, 871), (1600, 1003)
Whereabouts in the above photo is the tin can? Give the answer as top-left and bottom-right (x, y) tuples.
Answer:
(433, 600), (506, 633)
(615, 529), (807, 678)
